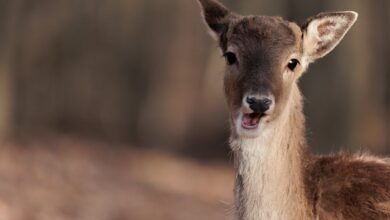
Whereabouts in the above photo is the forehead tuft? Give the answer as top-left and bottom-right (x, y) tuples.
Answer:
(228, 16), (298, 49)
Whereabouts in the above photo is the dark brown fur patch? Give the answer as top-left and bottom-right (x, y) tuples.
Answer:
(223, 16), (298, 109)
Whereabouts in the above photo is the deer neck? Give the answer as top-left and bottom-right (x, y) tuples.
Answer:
(231, 85), (312, 220)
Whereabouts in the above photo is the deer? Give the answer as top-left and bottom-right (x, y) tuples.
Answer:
(197, 0), (390, 219)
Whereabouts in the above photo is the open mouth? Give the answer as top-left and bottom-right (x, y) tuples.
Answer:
(241, 113), (265, 130)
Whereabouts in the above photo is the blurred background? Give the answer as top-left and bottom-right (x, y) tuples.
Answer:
(0, 0), (388, 219)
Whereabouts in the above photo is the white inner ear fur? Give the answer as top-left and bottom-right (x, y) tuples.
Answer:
(302, 12), (358, 64)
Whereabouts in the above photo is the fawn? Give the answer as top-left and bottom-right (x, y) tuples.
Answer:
(198, 0), (390, 219)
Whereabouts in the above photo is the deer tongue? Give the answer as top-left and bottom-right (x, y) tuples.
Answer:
(242, 113), (261, 128)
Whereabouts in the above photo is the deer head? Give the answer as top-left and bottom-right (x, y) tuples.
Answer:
(198, 0), (357, 138)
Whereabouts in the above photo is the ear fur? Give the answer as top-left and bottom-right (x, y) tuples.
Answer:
(198, 0), (236, 40)
(301, 11), (358, 63)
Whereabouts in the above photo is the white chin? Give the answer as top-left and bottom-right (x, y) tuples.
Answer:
(237, 126), (262, 138)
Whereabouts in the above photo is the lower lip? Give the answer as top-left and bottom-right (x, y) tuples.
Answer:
(241, 113), (264, 130)
(241, 122), (259, 130)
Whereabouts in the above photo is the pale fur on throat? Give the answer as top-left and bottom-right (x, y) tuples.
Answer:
(231, 86), (312, 220)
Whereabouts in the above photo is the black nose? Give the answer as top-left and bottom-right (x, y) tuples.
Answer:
(246, 97), (272, 113)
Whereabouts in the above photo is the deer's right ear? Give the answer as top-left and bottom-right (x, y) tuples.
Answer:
(198, 0), (235, 40)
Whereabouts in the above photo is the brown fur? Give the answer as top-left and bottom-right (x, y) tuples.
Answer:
(198, 1), (390, 219)
(305, 154), (390, 219)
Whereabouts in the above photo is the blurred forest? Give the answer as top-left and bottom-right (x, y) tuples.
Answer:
(0, 0), (389, 156)
(0, 0), (388, 219)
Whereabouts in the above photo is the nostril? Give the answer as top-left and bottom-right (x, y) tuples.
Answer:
(261, 98), (272, 108)
(246, 97), (256, 105)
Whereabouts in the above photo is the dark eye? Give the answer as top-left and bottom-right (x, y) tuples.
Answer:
(224, 52), (237, 65)
(287, 59), (300, 71)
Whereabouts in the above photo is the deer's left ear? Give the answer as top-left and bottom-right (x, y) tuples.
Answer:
(301, 11), (358, 63)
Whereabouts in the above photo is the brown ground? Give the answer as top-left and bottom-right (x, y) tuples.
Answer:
(0, 137), (234, 220)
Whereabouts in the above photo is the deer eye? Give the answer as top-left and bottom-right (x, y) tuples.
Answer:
(287, 59), (300, 71)
(224, 52), (237, 65)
